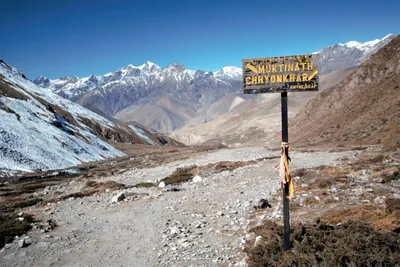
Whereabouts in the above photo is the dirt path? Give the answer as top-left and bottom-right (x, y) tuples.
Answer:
(0, 147), (356, 267)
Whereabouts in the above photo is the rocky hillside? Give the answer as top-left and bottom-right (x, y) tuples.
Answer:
(290, 35), (400, 148)
(0, 60), (175, 176)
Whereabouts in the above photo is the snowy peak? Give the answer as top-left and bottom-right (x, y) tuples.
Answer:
(167, 62), (186, 71)
(322, 34), (395, 53)
(341, 34), (396, 49)
(382, 33), (395, 41)
(138, 61), (160, 73)
(120, 61), (161, 73)
(214, 66), (242, 80)
(0, 59), (25, 78)
(33, 76), (50, 85)
(316, 34), (395, 74)
(339, 39), (380, 52)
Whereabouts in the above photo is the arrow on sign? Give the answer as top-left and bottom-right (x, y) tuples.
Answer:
(246, 63), (258, 73)
(308, 70), (318, 81)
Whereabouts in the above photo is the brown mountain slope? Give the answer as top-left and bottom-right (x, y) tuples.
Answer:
(115, 96), (199, 134)
(171, 67), (356, 147)
(290, 36), (400, 148)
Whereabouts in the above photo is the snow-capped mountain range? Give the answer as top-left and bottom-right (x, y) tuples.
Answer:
(34, 62), (241, 112)
(34, 62), (242, 133)
(0, 59), (170, 176)
(317, 34), (395, 74)
(33, 34), (395, 134)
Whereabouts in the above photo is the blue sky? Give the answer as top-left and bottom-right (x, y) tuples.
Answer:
(1, 0), (399, 79)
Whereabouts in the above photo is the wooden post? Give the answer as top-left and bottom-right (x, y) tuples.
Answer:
(281, 91), (290, 251)
(242, 54), (319, 251)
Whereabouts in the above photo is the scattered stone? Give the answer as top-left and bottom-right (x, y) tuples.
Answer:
(330, 186), (338, 192)
(43, 219), (57, 232)
(158, 182), (166, 189)
(112, 192), (126, 203)
(177, 238), (188, 245)
(18, 237), (32, 248)
(254, 236), (262, 247)
(193, 175), (202, 183)
(181, 241), (191, 249)
(170, 226), (180, 236)
(237, 258), (247, 266)
(244, 201), (252, 208)
(163, 185), (180, 192)
(254, 198), (272, 209)
(374, 196), (386, 204)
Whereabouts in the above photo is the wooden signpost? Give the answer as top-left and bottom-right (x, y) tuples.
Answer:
(242, 54), (319, 250)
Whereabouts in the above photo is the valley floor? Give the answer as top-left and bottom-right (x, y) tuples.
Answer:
(0, 146), (399, 266)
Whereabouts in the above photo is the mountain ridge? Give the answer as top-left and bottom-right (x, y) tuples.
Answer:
(32, 34), (395, 135)
(0, 59), (176, 176)
(35, 34), (395, 83)
(290, 35), (400, 148)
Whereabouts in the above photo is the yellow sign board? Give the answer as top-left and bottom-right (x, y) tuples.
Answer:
(242, 54), (319, 93)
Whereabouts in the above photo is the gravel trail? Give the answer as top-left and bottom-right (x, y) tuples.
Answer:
(0, 147), (356, 267)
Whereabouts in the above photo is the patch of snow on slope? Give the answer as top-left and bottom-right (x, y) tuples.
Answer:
(0, 62), (114, 129)
(128, 125), (158, 146)
(0, 61), (124, 174)
(0, 97), (124, 173)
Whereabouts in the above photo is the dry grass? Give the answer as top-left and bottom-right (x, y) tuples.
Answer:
(245, 220), (400, 267)
(303, 197), (319, 205)
(160, 159), (266, 185)
(132, 182), (156, 188)
(0, 213), (35, 248)
(289, 202), (301, 212)
(245, 146), (400, 266)
(321, 204), (400, 232)
(60, 180), (125, 200)
(0, 197), (42, 213)
(160, 166), (197, 185)
(82, 180), (124, 192)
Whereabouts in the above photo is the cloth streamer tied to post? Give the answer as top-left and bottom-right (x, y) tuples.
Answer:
(279, 144), (294, 199)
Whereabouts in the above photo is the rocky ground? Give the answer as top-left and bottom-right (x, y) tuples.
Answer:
(244, 146), (400, 266)
(1, 146), (398, 266)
